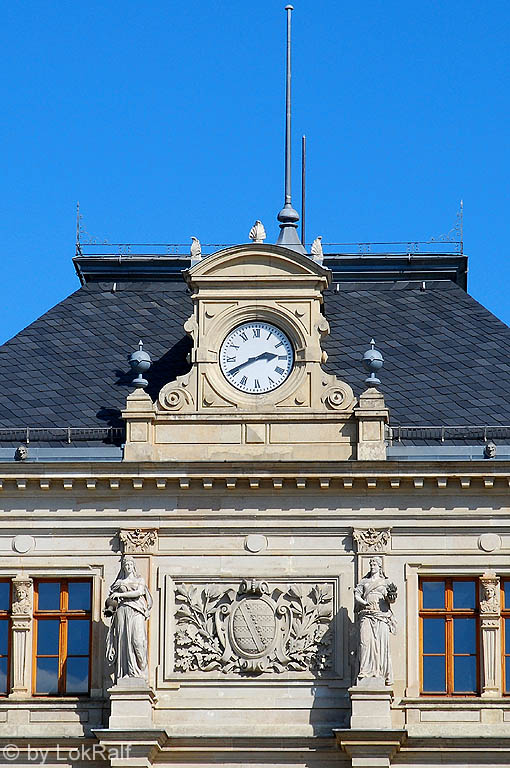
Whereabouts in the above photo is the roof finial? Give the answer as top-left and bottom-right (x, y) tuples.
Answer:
(311, 236), (323, 264)
(128, 340), (152, 389)
(76, 201), (80, 245)
(276, 5), (305, 254)
(249, 220), (266, 243)
(362, 338), (384, 387)
(190, 236), (202, 266)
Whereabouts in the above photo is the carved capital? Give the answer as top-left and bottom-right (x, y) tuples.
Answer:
(352, 527), (391, 554)
(479, 571), (500, 616)
(481, 618), (500, 629)
(11, 576), (32, 618)
(119, 528), (158, 554)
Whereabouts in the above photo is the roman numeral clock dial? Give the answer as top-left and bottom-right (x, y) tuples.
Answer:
(219, 322), (294, 394)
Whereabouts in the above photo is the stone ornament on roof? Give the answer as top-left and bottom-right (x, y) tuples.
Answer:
(249, 220), (266, 243)
(310, 236), (323, 264)
(190, 236), (202, 266)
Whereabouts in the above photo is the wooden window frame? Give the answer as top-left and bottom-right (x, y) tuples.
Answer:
(419, 577), (480, 696)
(33, 579), (91, 697)
(0, 581), (11, 696)
(501, 579), (510, 695)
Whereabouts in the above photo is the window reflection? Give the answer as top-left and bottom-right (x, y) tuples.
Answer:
(34, 580), (91, 696)
(420, 578), (478, 695)
(37, 582), (61, 611)
(422, 581), (445, 609)
(453, 581), (475, 610)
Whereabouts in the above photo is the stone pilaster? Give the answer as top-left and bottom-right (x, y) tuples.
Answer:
(10, 575), (33, 697)
(479, 571), (501, 697)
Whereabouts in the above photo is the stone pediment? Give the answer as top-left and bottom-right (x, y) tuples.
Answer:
(185, 244), (330, 282)
(122, 244), (388, 462)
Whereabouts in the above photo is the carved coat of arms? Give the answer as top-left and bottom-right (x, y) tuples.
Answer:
(175, 578), (333, 674)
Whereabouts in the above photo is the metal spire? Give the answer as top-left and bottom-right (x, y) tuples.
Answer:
(276, 5), (306, 254)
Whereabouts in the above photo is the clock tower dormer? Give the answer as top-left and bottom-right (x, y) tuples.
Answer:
(123, 243), (388, 462)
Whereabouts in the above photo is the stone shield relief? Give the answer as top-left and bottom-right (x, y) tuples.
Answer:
(175, 578), (333, 674)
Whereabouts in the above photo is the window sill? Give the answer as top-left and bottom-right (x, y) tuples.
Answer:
(402, 696), (510, 707)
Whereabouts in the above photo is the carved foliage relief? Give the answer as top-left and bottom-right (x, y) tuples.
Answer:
(175, 579), (333, 675)
(352, 527), (391, 554)
(119, 528), (158, 554)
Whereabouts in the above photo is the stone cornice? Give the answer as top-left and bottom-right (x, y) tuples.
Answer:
(0, 460), (509, 492)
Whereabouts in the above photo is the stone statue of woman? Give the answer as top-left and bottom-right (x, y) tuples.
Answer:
(105, 555), (153, 683)
(354, 556), (397, 685)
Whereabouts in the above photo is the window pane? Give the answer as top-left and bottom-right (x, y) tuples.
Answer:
(0, 583), (10, 611)
(423, 618), (445, 653)
(454, 655), (477, 693)
(453, 618), (476, 654)
(423, 656), (446, 692)
(36, 657), (59, 694)
(37, 620), (60, 655)
(0, 657), (8, 694)
(504, 582), (510, 610)
(67, 620), (90, 655)
(37, 582), (61, 610)
(0, 620), (9, 656)
(66, 657), (89, 694)
(68, 582), (91, 611)
(422, 581), (445, 609)
(453, 581), (475, 609)
(506, 657), (510, 693)
(506, 619), (510, 655)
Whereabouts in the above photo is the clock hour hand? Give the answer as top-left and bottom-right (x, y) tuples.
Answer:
(228, 351), (278, 376)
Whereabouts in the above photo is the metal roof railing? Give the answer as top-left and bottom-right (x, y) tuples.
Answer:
(0, 427), (124, 444)
(387, 425), (510, 444)
(75, 240), (463, 258)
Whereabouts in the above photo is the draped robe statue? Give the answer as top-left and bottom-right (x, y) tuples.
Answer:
(105, 555), (153, 683)
(354, 557), (397, 685)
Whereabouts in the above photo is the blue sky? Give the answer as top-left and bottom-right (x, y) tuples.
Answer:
(1, 0), (509, 344)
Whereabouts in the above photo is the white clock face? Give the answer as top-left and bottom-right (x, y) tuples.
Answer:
(219, 322), (294, 394)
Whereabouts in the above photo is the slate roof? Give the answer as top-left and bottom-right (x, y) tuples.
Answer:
(1, 269), (510, 444)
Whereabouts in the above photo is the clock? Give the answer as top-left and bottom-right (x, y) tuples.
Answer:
(219, 321), (294, 393)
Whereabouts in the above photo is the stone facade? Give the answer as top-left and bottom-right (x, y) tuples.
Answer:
(0, 243), (508, 768)
(0, 467), (508, 765)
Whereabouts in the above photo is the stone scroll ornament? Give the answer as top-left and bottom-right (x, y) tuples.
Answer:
(105, 555), (153, 683)
(354, 556), (397, 685)
(175, 579), (333, 674)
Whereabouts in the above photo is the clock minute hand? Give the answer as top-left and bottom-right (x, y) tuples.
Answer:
(228, 351), (277, 376)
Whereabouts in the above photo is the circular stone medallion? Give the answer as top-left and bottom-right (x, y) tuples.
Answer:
(478, 533), (501, 552)
(12, 535), (35, 553)
(245, 534), (267, 553)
